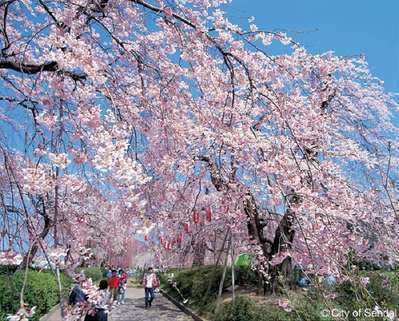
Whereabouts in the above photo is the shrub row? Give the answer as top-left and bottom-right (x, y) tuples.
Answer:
(215, 270), (399, 321)
(77, 266), (106, 282)
(0, 269), (72, 321)
(161, 265), (258, 315)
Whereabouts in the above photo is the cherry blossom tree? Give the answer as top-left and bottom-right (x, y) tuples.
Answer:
(0, 2), (398, 317)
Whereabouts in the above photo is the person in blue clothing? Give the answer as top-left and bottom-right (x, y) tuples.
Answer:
(106, 267), (112, 278)
(69, 274), (88, 306)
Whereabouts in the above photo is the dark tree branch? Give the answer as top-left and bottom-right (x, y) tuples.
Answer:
(0, 60), (86, 81)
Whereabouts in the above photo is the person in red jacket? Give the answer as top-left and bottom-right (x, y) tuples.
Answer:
(107, 270), (120, 302)
(142, 267), (160, 308)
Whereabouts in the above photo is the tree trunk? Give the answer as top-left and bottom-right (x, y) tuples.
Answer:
(199, 156), (297, 293)
(266, 208), (296, 294)
(192, 236), (206, 266)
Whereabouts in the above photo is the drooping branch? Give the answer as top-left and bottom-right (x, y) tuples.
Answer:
(0, 60), (86, 81)
(130, 0), (196, 29)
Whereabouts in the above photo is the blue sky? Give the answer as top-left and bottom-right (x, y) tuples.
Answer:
(224, 0), (399, 93)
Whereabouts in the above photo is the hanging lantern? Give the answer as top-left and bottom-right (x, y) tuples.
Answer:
(193, 211), (200, 224)
(206, 206), (212, 222)
(163, 241), (171, 250)
(144, 234), (148, 241)
(184, 223), (191, 233)
(176, 233), (183, 243)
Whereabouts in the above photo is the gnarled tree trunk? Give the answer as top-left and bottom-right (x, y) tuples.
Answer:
(192, 236), (206, 266)
(199, 156), (297, 294)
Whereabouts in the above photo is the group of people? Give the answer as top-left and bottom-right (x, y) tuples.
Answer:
(105, 268), (128, 305)
(68, 266), (160, 321)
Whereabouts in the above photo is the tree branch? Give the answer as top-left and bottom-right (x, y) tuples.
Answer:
(0, 60), (86, 81)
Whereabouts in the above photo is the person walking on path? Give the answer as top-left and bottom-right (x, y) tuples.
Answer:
(107, 270), (120, 304)
(116, 269), (127, 305)
(142, 267), (160, 308)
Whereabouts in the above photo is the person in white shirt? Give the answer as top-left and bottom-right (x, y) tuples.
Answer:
(85, 280), (110, 321)
(142, 267), (160, 308)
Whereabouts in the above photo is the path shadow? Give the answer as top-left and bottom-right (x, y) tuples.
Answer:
(128, 298), (181, 313)
(156, 303), (181, 313)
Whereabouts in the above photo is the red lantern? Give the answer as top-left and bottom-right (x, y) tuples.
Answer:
(177, 233), (183, 243)
(144, 234), (148, 241)
(193, 211), (200, 224)
(163, 241), (170, 250)
(206, 206), (212, 222)
(184, 223), (191, 233)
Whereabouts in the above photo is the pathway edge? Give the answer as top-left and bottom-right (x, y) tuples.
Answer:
(160, 289), (209, 321)
(39, 304), (60, 321)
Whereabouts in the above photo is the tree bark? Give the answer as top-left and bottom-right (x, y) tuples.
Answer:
(199, 156), (297, 294)
(192, 236), (206, 266)
(266, 208), (296, 294)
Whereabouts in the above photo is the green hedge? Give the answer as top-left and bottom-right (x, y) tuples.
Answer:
(214, 295), (338, 321)
(215, 270), (399, 321)
(0, 270), (72, 321)
(161, 265), (230, 313)
(161, 265), (258, 315)
(215, 296), (289, 321)
(160, 265), (398, 321)
(77, 267), (106, 283)
(334, 270), (399, 320)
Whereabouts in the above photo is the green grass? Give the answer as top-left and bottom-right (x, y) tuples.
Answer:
(161, 266), (399, 321)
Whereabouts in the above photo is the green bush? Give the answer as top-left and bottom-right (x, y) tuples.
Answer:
(214, 296), (300, 321)
(215, 295), (337, 321)
(215, 296), (256, 321)
(0, 270), (72, 321)
(0, 265), (18, 275)
(334, 270), (399, 321)
(162, 265), (232, 311)
(235, 267), (259, 287)
(77, 267), (105, 283)
(163, 266), (399, 321)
